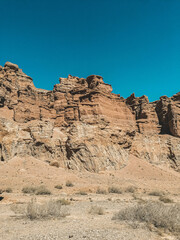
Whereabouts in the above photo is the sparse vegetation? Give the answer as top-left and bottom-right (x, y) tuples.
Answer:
(35, 186), (51, 195)
(125, 186), (137, 193)
(22, 185), (51, 195)
(10, 203), (26, 215)
(89, 205), (105, 215)
(11, 198), (70, 220)
(132, 193), (146, 203)
(159, 196), (173, 203)
(66, 180), (74, 187)
(96, 187), (107, 194)
(0, 188), (12, 193)
(77, 190), (88, 195)
(22, 186), (36, 194)
(4, 187), (12, 193)
(26, 198), (69, 220)
(148, 190), (165, 196)
(54, 184), (63, 189)
(57, 198), (70, 205)
(108, 186), (122, 194)
(113, 201), (180, 234)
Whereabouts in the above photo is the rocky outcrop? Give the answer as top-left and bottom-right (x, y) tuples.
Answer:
(0, 62), (179, 171)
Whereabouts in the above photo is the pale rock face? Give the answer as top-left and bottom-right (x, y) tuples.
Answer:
(0, 62), (179, 171)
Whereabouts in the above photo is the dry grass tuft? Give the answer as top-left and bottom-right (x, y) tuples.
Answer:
(148, 190), (165, 196)
(27, 199), (59, 219)
(89, 205), (105, 215)
(96, 187), (107, 194)
(76, 190), (88, 195)
(11, 198), (70, 220)
(0, 187), (13, 193)
(10, 203), (26, 214)
(22, 186), (36, 194)
(35, 186), (51, 195)
(54, 185), (63, 190)
(66, 180), (74, 187)
(159, 196), (174, 203)
(22, 185), (51, 195)
(113, 201), (180, 233)
(108, 186), (122, 194)
(125, 186), (137, 193)
(56, 198), (70, 205)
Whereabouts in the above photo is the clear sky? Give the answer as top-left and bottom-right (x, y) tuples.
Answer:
(0, 0), (180, 101)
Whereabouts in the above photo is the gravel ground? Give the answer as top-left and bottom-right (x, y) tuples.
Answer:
(1, 193), (175, 240)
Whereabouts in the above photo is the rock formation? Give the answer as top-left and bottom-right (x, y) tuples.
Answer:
(0, 62), (179, 171)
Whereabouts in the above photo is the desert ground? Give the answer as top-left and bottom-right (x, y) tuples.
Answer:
(0, 155), (180, 240)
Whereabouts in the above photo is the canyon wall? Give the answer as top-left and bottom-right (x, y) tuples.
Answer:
(0, 62), (179, 171)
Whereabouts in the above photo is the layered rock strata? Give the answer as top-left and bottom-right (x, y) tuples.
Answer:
(0, 62), (179, 171)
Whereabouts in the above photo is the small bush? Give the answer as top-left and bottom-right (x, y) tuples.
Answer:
(54, 185), (63, 190)
(10, 203), (26, 215)
(77, 191), (87, 195)
(66, 180), (74, 187)
(113, 201), (180, 233)
(89, 205), (105, 215)
(57, 198), (70, 205)
(26, 198), (69, 220)
(149, 190), (165, 196)
(159, 196), (173, 203)
(108, 186), (122, 194)
(0, 188), (13, 193)
(35, 186), (51, 195)
(4, 187), (12, 193)
(22, 186), (36, 194)
(96, 187), (107, 194)
(125, 186), (137, 193)
(22, 186), (51, 195)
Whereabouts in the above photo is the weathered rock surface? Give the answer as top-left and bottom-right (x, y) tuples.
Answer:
(0, 62), (179, 171)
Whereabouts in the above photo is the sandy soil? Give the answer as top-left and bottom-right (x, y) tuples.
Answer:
(0, 155), (180, 240)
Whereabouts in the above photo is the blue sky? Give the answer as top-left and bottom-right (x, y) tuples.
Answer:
(0, 0), (180, 101)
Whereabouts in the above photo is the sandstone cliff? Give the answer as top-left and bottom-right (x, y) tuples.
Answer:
(0, 62), (179, 171)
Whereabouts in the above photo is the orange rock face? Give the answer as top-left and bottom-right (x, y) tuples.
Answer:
(0, 62), (179, 171)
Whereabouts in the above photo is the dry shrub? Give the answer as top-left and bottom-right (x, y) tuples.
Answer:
(35, 186), (51, 195)
(0, 187), (12, 193)
(66, 180), (74, 187)
(77, 191), (88, 195)
(159, 196), (173, 203)
(22, 185), (51, 195)
(125, 186), (137, 193)
(108, 186), (122, 194)
(10, 203), (26, 215)
(89, 205), (105, 215)
(22, 186), (36, 194)
(96, 187), (107, 194)
(4, 187), (12, 193)
(26, 198), (69, 220)
(57, 198), (70, 205)
(149, 190), (165, 196)
(113, 201), (180, 233)
(54, 185), (63, 190)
